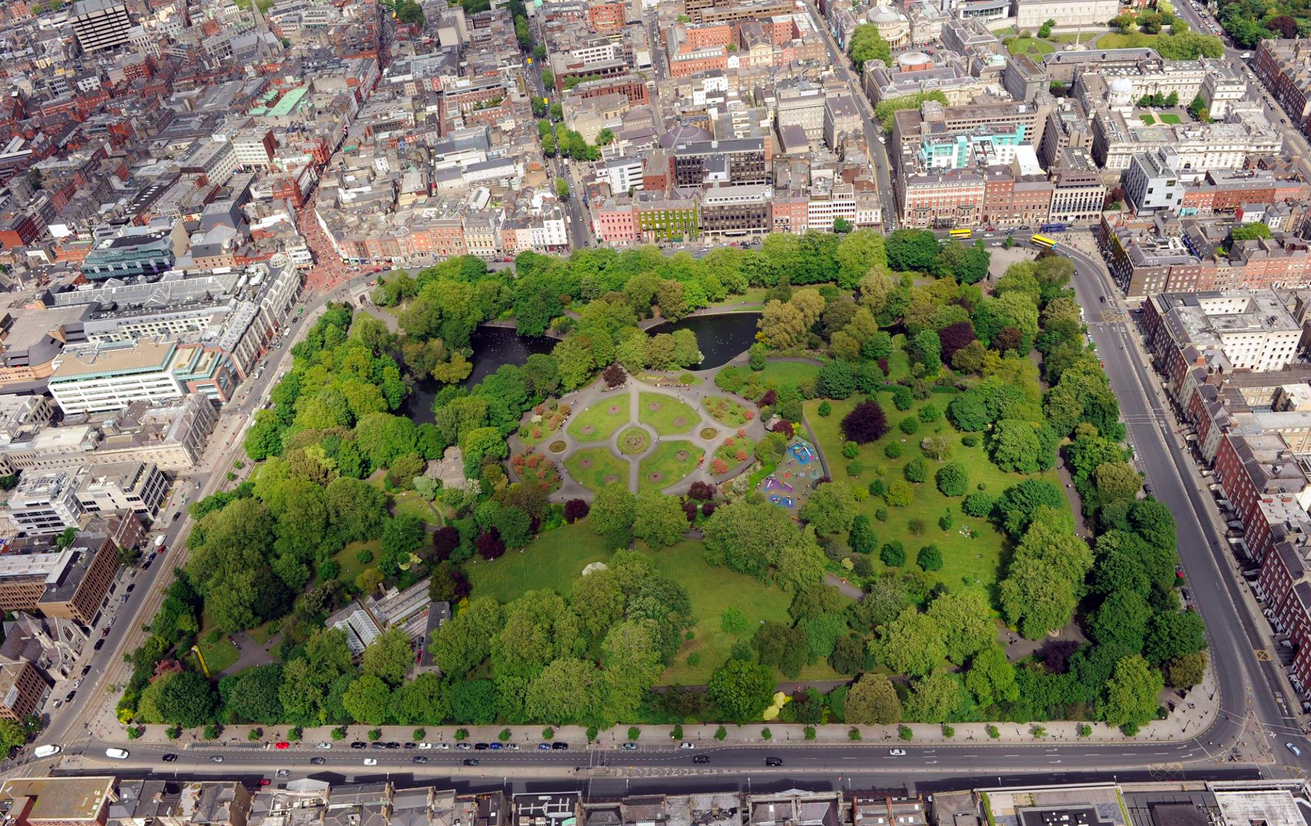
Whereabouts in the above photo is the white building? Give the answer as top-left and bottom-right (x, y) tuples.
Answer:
(1123, 149), (1185, 215)
(1150, 290), (1301, 372)
(74, 461), (169, 518)
(1014, 0), (1119, 27)
(47, 339), (186, 415)
(4, 471), (85, 535)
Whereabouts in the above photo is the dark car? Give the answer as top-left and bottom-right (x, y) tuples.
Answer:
(412, 756), (429, 764)
(403, 742), (416, 750)
(80, 665), (92, 677)
(162, 753), (178, 763)
(462, 758), (480, 766)
(765, 757), (783, 767)
(350, 742), (368, 749)
(551, 742), (569, 751)
(94, 639), (105, 651)
(172, 512), (181, 522)
(64, 691), (76, 702)
(474, 743), (489, 751)
(371, 742), (386, 749)
(692, 755), (710, 764)
(537, 743), (552, 751)
(488, 743), (502, 750)
(385, 742), (400, 750)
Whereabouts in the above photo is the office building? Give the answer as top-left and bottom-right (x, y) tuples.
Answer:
(4, 471), (85, 535)
(70, 0), (131, 53)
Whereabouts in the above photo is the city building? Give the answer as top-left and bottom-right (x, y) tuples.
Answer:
(0, 777), (116, 826)
(48, 338), (235, 415)
(70, 0), (131, 53)
(0, 661), (51, 721)
(74, 461), (169, 518)
(3, 470), (85, 535)
(1123, 149), (1185, 215)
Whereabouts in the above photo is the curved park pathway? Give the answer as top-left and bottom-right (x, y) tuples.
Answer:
(514, 368), (768, 500)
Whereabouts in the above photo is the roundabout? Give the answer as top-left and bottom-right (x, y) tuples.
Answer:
(617, 426), (652, 456)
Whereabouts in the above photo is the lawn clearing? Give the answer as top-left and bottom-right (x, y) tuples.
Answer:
(804, 396), (1063, 597)
(192, 620), (241, 675)
(704, 395), (749, 426)
(520, 402), (571, 447)
(756, 359), (821, 390)
(618, 426), (651, 455)
(333, 539), (381, 585)
(1097, 31), (1158, 48)
(1139, 113), (1156, 125)
(1159, 113), (1182, 124)
(565, 447), (630, 492)
(1005, 37), (1054, 56)
(392, 490), (443, 526)
(643, 540), (840, 684)
(466, 520), (611, 602)
(567, 395), (630, 443)
(638, 392), (700, 436)
(638, 440), (703, 493)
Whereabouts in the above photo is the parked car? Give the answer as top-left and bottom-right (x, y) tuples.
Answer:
(552, 742), (569, 750)
(350, 742), (368, 749)
(456, 743), (472, 751)
(621, 743), (638, 750)
(316, 742), (332, 750)
(679, 742), (695, 750)
(474, 743), (489, 751)
(537, 743), (552, 751)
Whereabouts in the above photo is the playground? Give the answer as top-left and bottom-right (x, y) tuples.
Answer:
(757, 437), (823, 516)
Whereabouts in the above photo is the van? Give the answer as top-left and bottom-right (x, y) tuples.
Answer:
(105, 748), (130, 760)
(33, 745), (61, 758)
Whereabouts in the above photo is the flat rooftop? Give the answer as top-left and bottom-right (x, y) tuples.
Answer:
(50, 338), (177, 380)
(0, 776), (116, 822)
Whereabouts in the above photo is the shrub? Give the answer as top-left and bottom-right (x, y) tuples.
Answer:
(917, 543), (943, 571)
(884, 442), (902, 458)
(818, 401), (832, 417)
(892, 387), (913, 411)
(804, 726), (816, 740)
(898, 725), (913, 741)
(885, 480), (912, 507)
(564, 499), (590, 523)
(842, 401), (890, 444)
(714, 725), (727, 741)
(908, 518), (925, 536)
(369, 728), (382, 741)
(249, 728), (263, 741)
(761, 727), (772, 740)
(918, 403), (941, 423)
(937, 512), (952, 531)
(204, 723), (222, 740)
(961, 434), (979, 447)
(881, 541), (906, 567)
(962, 492), (993, 517)
(842, 440), (860, 459)
(904, 457), (928, 483)
(987, 725), (1000, 739)
(356, 549), (374, 564)
(846, 460), (864, 477)
(629, 726), (641, 740)
(935, 463), (968, 496)
(942, 725), (955, 738)
(874, 507), (888, 522)
(848, 727), (862, 741)
(497, 728), (510, 741)
(899, 417), (920, 435)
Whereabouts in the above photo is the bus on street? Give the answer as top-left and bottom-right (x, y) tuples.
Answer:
(1031, 234), (1057, 249)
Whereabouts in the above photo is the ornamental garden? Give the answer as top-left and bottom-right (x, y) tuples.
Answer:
(116, 233), (1204, 740)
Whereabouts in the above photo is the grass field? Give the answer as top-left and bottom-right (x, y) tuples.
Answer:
(638, 392), (700, 436)
(565, 447), (631, 492)
(638, 441), (703, 493)
(705, 395), (749, 426)
(466, 520), (610, 602)
(333, 538), (382, 585)
(756, 360), (821, 390)
(1140, 113), (1155, 125)
(1006, 36), (1055, 56)
(644, 540), (839, 684)
(1159, 113), (1182, 124)
(520, 405), (569, 447)
(1096, 31), (1159, 48)
(392, 490), (443, 526)
(567, 395), (630, 443)
(193, 618), (241, 676)
(804, 396), (1063, 596)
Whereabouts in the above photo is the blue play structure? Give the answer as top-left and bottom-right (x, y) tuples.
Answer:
(790, 441), (816, 465)
(768, 494), (795, 508)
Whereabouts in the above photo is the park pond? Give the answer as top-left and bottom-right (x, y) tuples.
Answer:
(405, 313), (761, 422)
(406, 325), (556, 423)
(649, 312), (761, 369)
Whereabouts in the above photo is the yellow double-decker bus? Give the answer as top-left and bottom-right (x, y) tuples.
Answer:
(1030, 234), (1057, 249)
(949, 228), (972, 239)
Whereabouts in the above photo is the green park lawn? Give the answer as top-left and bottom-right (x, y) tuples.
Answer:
(617, 426), (651, 456)
(638, 392), (700, 436)
(1097, 31), (1158, 48)
(1139, 113), (1156, 125)
(1005, 36), (1055, 56)
(193, 616), (241, 675)
(804, 396), (1063, 595)
(638, 441), (703, 493)
(520, 405), (569, 446)
(645, 540), (840, 684)
(1159, 113), (1182, 124)
(704, 395), (749, 426)
(333, 538), (382, 585)
(566, 395), (630, 443)
(466, 520), (611, 603)
(756, 359), (821, 390)
(565, 447), (630, 492)
(392, 490), (443, 526)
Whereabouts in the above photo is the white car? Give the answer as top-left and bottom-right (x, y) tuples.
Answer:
(364, 758), (378, 766)
(418, 742), (433, 750)
(436, 743), (451, 750)
(889, 748), (907, 756)
(33, 745), (61, 758)
(679, 742), (695, 749)
(105, 748), (130, 760)
(316, 742), (332, 750)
